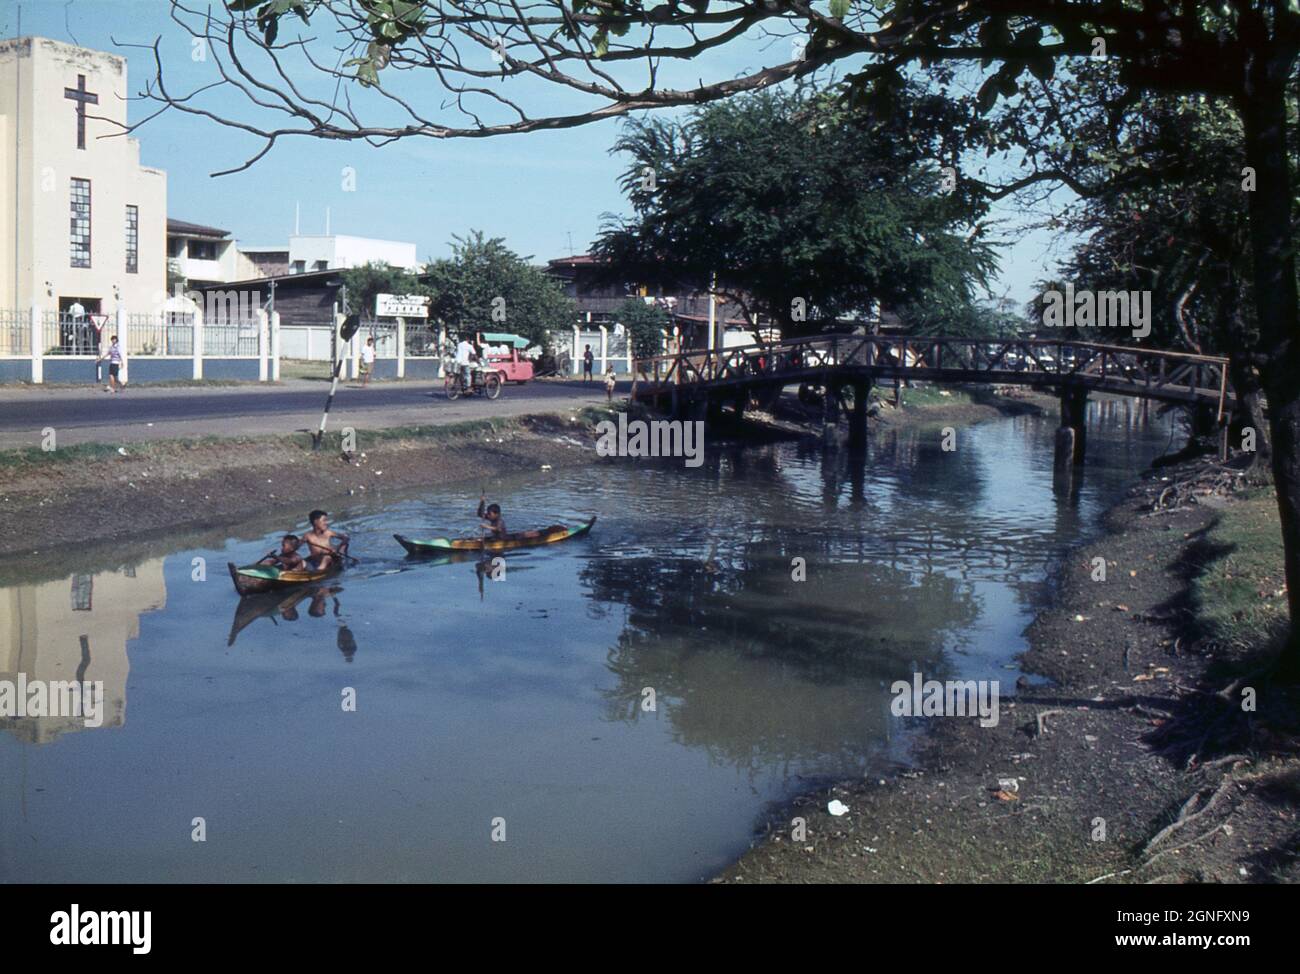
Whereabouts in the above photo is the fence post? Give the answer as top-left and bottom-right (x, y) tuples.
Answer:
(351, 325), (361, 380)
(270, 311), (281, 381)
(30, 302), (43, 384)
(572, 325), (581, 376)
(397, 317), (406, 379)
(599, 324), (609, 375)
(258, 309), (269, 381)
(116, 305), (128, 385)
(335, 312), (346, 378)
(193, 309), (204, 380)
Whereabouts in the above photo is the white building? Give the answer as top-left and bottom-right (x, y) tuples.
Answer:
(241, 233), (419, 276)
(0, 36), (167, 315)
(167, 218), (259, 288)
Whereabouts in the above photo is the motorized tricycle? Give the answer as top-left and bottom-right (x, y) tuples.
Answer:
(443, 359), (502, 400)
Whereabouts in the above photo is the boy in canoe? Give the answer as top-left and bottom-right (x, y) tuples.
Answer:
(303, 510), (350, 570)
(477, 495), (546, 542)
(258, 534), (306, 572)
(477, 494), (508, 538)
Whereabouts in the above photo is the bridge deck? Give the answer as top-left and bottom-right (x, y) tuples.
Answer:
(631, 335), (1232, 415)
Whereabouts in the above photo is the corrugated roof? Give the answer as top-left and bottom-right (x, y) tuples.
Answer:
(167, 218), (230, 239)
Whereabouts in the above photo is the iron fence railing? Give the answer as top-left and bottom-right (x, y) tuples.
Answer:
(405, 323), (442, 358)
(42, 311), (104, 355)
(203, 318), (260, 356)
(361, 322), (399, 358)
(126, 312), (195, 356)
(0, 309), (31, 356)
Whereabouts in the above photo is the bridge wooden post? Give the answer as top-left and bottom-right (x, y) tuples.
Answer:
(820, 378), (842, 445)
(1058, 385), (1088, 468)
(849, 379), (870, 449)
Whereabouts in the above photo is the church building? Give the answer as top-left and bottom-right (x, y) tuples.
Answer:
(0, 36), (167, 316)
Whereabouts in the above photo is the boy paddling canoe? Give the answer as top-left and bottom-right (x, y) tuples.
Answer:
(302, 509), (351, 570)
(257, 534), (307, 571)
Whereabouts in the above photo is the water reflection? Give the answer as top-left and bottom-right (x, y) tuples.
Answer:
(0, 559), (164, 743)
(226, 584), (346, 648)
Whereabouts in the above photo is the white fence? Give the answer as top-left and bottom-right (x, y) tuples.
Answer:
(0, 304), (275, 383)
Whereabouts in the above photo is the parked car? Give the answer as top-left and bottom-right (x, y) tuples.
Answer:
(478, 332), (535, 384)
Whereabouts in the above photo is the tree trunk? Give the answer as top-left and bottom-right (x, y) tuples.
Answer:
(1240, 71), (1300, 677)
(1227, 352), (1272, 478)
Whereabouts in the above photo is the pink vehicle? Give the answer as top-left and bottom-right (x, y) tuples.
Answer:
(478, 332), (535, 384)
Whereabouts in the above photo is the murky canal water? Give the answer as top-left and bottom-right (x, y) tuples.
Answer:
(1, 401), (1174, 882)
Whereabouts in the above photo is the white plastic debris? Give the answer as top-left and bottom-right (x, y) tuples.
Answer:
(827, 799), (849, 816)
(996, 777), (1019, 793)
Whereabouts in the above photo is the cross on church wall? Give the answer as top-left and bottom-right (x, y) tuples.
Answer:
(63, 74), (99, 150)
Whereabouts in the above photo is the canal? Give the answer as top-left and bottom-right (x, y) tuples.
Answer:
(0, 401), (1174, 882)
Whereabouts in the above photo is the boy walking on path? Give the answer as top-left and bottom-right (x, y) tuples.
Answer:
(99, 334), (124, 393)
(582, 344), (594, 382)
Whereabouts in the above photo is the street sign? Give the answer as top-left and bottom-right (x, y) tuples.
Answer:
(375, 293), (429, 318)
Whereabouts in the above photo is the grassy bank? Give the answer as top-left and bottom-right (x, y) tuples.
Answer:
(1190, 488), (1290, 653)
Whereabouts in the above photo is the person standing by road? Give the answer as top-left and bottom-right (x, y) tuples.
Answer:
(98, 334), (124, 393)
(360, 337), (376, 387)
(582, 344), (594, 382)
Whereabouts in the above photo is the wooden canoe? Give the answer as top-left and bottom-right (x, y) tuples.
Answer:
(394, 516), (596, 554)
(228, 560), (342, 597)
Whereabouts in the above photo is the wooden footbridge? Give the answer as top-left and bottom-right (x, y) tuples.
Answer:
(630, 334), (1235, 459)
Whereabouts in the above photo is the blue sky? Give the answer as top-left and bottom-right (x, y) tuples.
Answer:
(8, 0), (1073, 304)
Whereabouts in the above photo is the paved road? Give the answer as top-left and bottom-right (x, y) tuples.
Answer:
(0, 377), (619, 448)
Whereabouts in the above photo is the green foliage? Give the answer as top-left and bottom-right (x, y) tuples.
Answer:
(614, 298), (669, 360)
(594, 87), (997, 336)
(423, 231), (576, 347)
(340, 262), (426, 319)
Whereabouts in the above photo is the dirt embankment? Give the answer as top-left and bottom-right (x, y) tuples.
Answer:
(0, 387), (1042, 568)
(0, 411), (609, 567)
(717, 460), (1300, 884)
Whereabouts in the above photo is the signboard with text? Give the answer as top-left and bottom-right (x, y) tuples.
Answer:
(375, 294), (430, 318)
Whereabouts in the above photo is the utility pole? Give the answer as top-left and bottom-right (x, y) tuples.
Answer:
(707, 271), (717, 352)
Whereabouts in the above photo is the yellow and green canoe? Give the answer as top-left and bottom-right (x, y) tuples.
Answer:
(394, 517), (596, 555)
(228, 561), (342, 596)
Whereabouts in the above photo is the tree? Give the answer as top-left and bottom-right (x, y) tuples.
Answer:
(594, 88), (998, 335)
(614, 297), (669, 361)
(339, 261), (426, 320)
(1029, 88), (1281, 474)
(423, 231), (575, 347)
(153, 1), (1300, 675)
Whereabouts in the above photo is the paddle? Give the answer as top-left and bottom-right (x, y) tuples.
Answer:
(303, 536), (359, 568)
(311, 315), (362, 451)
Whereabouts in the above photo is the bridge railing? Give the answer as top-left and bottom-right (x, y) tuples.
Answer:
(632, 335), (1231, 415)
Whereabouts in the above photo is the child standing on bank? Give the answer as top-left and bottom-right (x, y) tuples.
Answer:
(604, 366), (617, 402)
